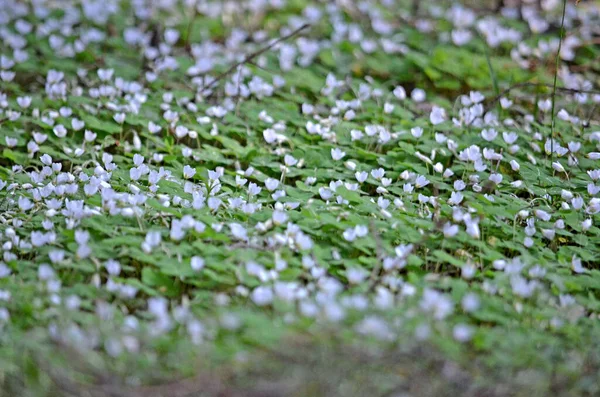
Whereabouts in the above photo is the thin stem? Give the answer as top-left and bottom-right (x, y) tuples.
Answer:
(482, 36), (500, 112)
(184, 11), (198, 54)
(550, 0), (568, 163)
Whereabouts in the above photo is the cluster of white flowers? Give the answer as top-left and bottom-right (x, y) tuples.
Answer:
(0, 0), (598, 365)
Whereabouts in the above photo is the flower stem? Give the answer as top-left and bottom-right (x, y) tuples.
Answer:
(550, 0), (568, 164)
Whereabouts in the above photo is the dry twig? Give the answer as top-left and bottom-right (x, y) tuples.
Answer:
(199, 24), (311, 96)
(486, 82), (600, 113)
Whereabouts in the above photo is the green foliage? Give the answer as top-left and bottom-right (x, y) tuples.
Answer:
(1, 0), (600, 395)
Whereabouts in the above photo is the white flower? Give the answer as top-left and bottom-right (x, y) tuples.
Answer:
(114, 113), (126, 124)
(572, 256), (585, 273)
(49, 250), (65, 263)
(265, 178), (279, 191)
(503, 132), (518, 144)
(319, 187), (333, 200)
(454, 180), (466, 191)
(452, 29), (472, 46)
(572, 197), (584, 210)
(71, 118), (85, 131)
(104, 259), (121, 276)
(343, 228), (356, 242)
(552, 162), (565, 173)
(344, 109), (356, 120)
(133, 154), (144, 166)
(411, 88), (426, 102)
(4, 136), (19, 147)
(77, 244), (91, 259)
(84, 130), (97, 142)
(355, 171), (368, 183)
(351, 130), (364, 141)
(301, 103), (314, 114)
(331, 148), (346, 161)
(183, 165), (196, 179)
(469, 91), (484, 103)
(538, 99), (552, 112)
(347, 268), (368, 284)
(230, 223), (248, 240)
(420, 289), (453, 320)
(148, 121), (162, 134)
(354, 225), (368, 237)
(295, 232), (313, 250)
(18, 196), (34, 211)
(415, 175), (430, 188)
(164, 29), (180, 45)
(588, 170), (600, 181)
(97, 68), (114, 81)
(489, 173), (503, 184)
(175, 125), (189, 138)
(371, 168), (385, 180)
(393, 86), (406, 100)
(272, 210), (288, 225)
(284, 155), (298, 166)
(130, 167), (142, 181)
(430, 106), (446, 125)
(509, 160), (520, 171)
(191, 256), (205, 271)
(188, 131), (199, 142)
(463, 214), (480, 238)
(142, 231), (162, 253)
(17, 96), (32, 108)
(53, 124), (67, 138)
(251, 286), (273, 306)
(443, 222), (459, 237)
(40, 154), (53, 166)
(534, 209), (551, 221)
(481, 128), (497, 141)
(453, 324), (474, 342)
(581, 218), (592, 231)
(462, 263), (476, 279)
(461, 293), (479, 312)
(207, 197), (222, 211)
(411, 126), (423, 138)
(248, 183), (262, 196)
(448, 191), (463, 205)
(500, 98), (513, 109)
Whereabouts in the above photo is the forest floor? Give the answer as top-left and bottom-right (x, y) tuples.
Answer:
(1, 0), (600, 396)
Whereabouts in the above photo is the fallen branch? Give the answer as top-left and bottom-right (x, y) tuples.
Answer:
(199, 23), (311, 96)
(486, 82), (600, 113)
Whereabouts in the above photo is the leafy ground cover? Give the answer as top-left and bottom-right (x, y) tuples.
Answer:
(1, 0), (600, 395)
